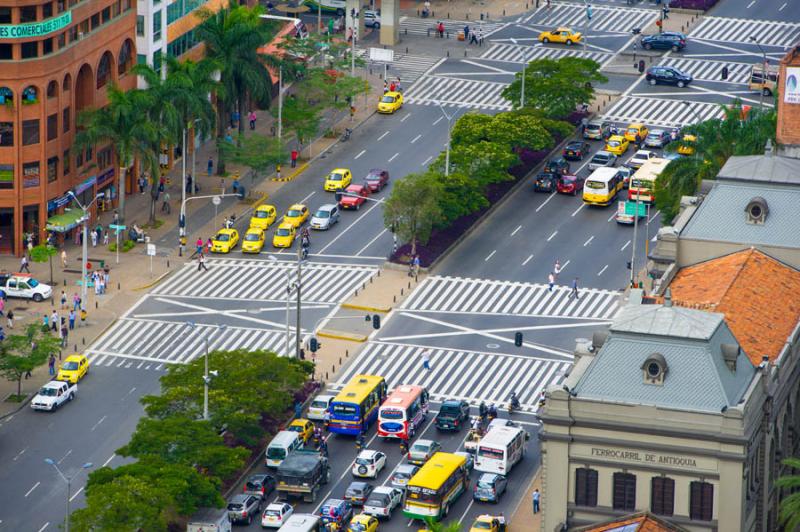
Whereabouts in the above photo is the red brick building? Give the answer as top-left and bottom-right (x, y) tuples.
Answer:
(0, 0), (136, 255)
(777, 45), (800, 158)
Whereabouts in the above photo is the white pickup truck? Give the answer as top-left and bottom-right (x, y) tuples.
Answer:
(0, 273), (53, 302)
(31, 380), (77, 411)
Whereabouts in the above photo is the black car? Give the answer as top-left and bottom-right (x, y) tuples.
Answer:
(641, 31), (687, 52)
(544, 157), (571, 175)
(646, 66), (693, 88)
(534, 172), (557, 193)
(435, 399), (470, 431)
(562, 141), (591, 161)
(243, 473), (276, 501)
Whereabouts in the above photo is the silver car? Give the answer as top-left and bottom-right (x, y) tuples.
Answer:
(588, 150), (617, 171)
(363, 10), (381, 28)
(390, 464), (419, 489)
(310, 204), (340, 230)
(407, 439), (441, 465)
(227, 493), (261, 525)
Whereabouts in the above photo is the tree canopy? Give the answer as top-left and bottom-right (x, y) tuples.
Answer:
(0, 324), (61, 397)
(384, 171), (444, 256)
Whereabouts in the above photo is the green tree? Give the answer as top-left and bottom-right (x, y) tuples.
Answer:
(275, 96), (323, 148)
(219, 133), (288, 180)
(70, 475), (171, 532)
(74, 85), (161, 222)
(502, 57), (607, 118)
(431, 170), (488, 225)
(423, 517), (463, 532)
(384, 171), (444, 256)
(777, 457), (800, 531)
(0, 324), (61, 397)
(162, 55), (219, 158)
(29, 244), (57, 284)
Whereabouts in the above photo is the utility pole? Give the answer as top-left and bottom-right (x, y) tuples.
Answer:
(749, 36), (768, 112)
(438, 105), (456, 176)
(277, 67), (283, 142)
(584, 3), (592, 51)
(295, 243), (303, 359)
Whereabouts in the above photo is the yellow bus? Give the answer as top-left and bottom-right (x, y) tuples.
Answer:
(583, 167), (625, 207)
(403, 452), (469, 521)
(628, 157), (669, 203)
(328, 374), (387, 436)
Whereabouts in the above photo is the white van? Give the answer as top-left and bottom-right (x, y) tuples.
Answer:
(474, 426), (526, 476)
(278, 513), (322, 532)
(265, 430), (303, 468)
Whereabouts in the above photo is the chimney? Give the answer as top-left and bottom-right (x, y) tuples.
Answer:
(721, 343), (739, 371)
(663, 288), (673, 307)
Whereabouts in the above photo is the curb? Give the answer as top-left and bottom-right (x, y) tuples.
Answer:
(317, 329), (368, 342)
(271, 162), (310, 182)
(341, 302), (392, 313)
(133, 270), (172, 291)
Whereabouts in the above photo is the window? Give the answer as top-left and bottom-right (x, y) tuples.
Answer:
(137, 54), (146, 65)
(102, 6), (111, 23)
(613, 473), (636, 511)
(22, 86), (38, 103)
(690, 481), (714, 521)
(22, 120), (40, 146)
(0, 164), (13, 189)
(0, 122), (12, 147)
(97, 54), (112, 89)
(57, 1), (66, 13)
(63, 74), (71, 92)
(47, 157), (58, 182)
(97, 147), (112, 168)
(0, 44), (11, 60)
(47, 81), (58, 99)
(20, 6), (38, 23)
(91, 13), (100, 30)
(0, 7), (11, 23)
(63, 107), (70, 133)
(136, 15), (145, 36)
(69, 25), (78, 42)
(118, 40), (132, 75)
(63, 150), (70, 175)
(0, 87), (12, 105)
(76, 150), (83, 168)
(47, 114), (58, 141)
(43, 38), (53, 55)
(575, 468), (598, 507)
(651, 477), (674, 516)
(153, 49), (162, 73)
(23, 162), (40, 188)
(58, 33), (65, 49)
(21, 42), (39, 59)
(43, 3), (53, 18)
(153, 10), (162, 41)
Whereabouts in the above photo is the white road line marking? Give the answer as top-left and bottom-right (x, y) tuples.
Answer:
(522, 254), (534, 266)
(401, 113), (411, 122)
(91, 415), (107, 431)
(354, 149), (366, 159)
(388, 152), (399, 162)
(102, 454), (115, 467)
(598, 264), (609, 276)
(571, 203), (585, 216)
(779, 2), (787, 9)
(648, 209), (660, 223)
(485, 250), (497, 261)
(128, 387), (136, 395)
(607, 212), (617, 222)
(25, 482), (40, 497)
(433, 116), (443, 125)
(584, 236), (594, 247)
(547, 231), (558, 242)
(356, 228), (387, 256)
(511, 225), (522, 236)
(410, 134), (422, 143)
(561, 259), (571, 271)
(13, 447), (27, 461)
(422, 155), (433, 166)
(69, 486), (84, 502)
(621, 240), (631, 251)
(37, 522), (49, 532)
(536, 193), (555, 212)
(746, 0), (755, 6)
(378, 131), (389, 141)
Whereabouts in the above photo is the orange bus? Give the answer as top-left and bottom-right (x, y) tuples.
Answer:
(378, 385), (430, 440)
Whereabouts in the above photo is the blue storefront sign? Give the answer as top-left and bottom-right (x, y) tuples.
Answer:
(97, 167), (115, 187)
(47, 175), (98, 211)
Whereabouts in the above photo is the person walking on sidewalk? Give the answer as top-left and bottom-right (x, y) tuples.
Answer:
(533, 489), (541, 514)
(90, 229), (97, 247)
(161, 191), (171, 214)
(60, 290), (67, 309)
(50, 310), (58, 332)
(569, 277), (580, 300)
(60, 249), (67, 269)
(6, 309), (13, 329)
(249, 110), (257, 130)
(20, 254), (30, 273)
(103, 230), (109, 246)
(49, 354), (56, 376)
(197, 253), (209, 272)
(69, 309), (76, 330)
(72, 292), (81, 311)
(207, 157), (214, 177)
(291, 150), (298, 168)
(463, 24), (470, 42)
(0, 297), (4, 318)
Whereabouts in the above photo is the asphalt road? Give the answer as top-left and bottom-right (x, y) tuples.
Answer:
(709, 0), (799, 22)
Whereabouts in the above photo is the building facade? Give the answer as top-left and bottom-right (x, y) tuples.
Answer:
(0, 0), (137, 255)
(777, 45), (800, 158)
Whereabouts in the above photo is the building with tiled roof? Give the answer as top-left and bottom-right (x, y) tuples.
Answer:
(573, 511), (690, 532)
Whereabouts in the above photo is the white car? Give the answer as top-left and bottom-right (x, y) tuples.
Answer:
(352, 450), (387, 478)
(0, 274), (53, 302)
(307, 394), (334, 421)
(627, 149), (657, 169)
(363, 10), (380, 28)
(363, 486), (402, 518)
(31, 380), (76, 411)
(261, 502), (293, 528)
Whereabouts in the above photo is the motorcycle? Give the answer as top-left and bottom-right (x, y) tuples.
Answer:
(488, 404), (498, 421)
(507, 393), (520, 414)
(340, 128), (352, 142)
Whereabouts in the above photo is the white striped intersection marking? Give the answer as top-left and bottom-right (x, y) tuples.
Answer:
(659, 57), (751, 84)
(359, 50), (441, 86)
(523, 3), (657, 33)
(399, 16), (506, 36)
(689, 17), (800, 48)
(87, 319), (288, 370)
(480, 43), (609, 64)
(401, 275), (620, 319)
(404, 76), (512, 111)
(334, 342), (571, 412)
(602, 96), (725, 128)
(153, 259), (377, 302)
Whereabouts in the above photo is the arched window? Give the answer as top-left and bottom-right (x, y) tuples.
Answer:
(22, 86), (38, 104)
(0, 87), (13, 105)
(63, 73), (71, 92)
(118, 40), (133, 75)
(96, 52), (113, 89)
(47, 80), (58, 99)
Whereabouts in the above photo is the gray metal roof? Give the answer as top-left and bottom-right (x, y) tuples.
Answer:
(681, 181), (800, 249)
(611, 300), (723, 340)
(717, 155), (800, 185)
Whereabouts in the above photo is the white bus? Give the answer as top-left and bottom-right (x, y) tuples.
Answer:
(474, 426), (526, 475)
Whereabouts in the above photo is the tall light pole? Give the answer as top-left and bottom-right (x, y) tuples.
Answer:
(68, 191), (104, 310)
(749, 36), (768, 112)
(186, 322), (226, 420)
(438, 105), (456, 177)
(267, 256), (295, 357)
(44, 459), (93, 532)
(277, 67), (283, 144)
(520, 48), (527, 108)
(350, 8), (358, 76)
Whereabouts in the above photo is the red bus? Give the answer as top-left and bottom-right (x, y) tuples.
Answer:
(377, 385), (429, 440)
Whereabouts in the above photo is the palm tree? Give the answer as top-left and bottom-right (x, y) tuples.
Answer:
(777, 457), (800, 531)
(196, 4), (277, 173)
(423, 517), (463, 532)
(74, 85), (161, 222)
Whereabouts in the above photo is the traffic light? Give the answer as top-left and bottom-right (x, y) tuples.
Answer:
(627, 261), (632, 270)
(309, 337), (319, 352)
(638, 60), (645, 73)
(372, 314), (381, 329)
(721, 66), (729, 80)
(514, 332), (523, 347)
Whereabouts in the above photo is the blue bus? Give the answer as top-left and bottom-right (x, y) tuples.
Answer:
(329, 375), (387, 435)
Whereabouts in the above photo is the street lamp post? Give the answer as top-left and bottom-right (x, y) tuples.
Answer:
(186, 322), (226, 420)
(749, 36), (768, 112)
(267, 256), (296, 357)
(520, 49), (527, 108)
(44, 459), (93, 532)
(67, 191), (104, 311)
(351, 9), (358, 77)
(438, 105), (457, 177)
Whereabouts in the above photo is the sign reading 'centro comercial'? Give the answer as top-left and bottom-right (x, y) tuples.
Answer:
(0, 11), (72, 39)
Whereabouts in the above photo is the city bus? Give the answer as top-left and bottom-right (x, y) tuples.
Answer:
(582, 167), (625, 206)
(304, 0), (346, 15)
(748, 63), (779, 96)
(475, 426), (526, 476)
(628, 157), (669, 203)
(328, 374), (387, 435)
(403, 452), (469, 521)
(377, 385), (430, 440)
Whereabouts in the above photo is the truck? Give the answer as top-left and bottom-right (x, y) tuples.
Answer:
(0, 272), (53, 302)
(31, 380), (77, 411)
(186, 507), (232, 532)
(275, 449), (331, 503)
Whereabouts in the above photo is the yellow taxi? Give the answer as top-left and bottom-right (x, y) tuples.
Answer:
(348, 514), (379, 532)
(469, 515), (506, 532)
(241, 227), (265, 253)
(538, 27), (582, 45)
(324, 169), (352, 192)
(272, 222), (296, 248)
(56, 354), (89, 384)
(605, 135), (630, 156)
(624, 123), (649, 143)
(283, 204), (309, 228)
(677, 134), (697, 155)
(287, 418), (315, 443)
(211, 228), (239, 253)
(378, 91), (403, 114)
(249, 204), (277, 230)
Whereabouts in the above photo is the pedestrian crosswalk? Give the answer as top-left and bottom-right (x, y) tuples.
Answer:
(335, 342), (571, 412)
(87, 319), (289, 370)
(602, 96), (726, 128)
(401, 275), (620, 319)
(404, 76), (512, 110)
(373, 54), (443, 86)
(480, 42), (610, 64)
(659, 58), (751, 84)
(522, 3), (657, 33)
(399, 16), (506, 37)
(689, 16), (800, 48)
(153, 258), (377, 302)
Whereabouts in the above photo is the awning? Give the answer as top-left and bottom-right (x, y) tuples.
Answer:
(46, 208), (84, 233)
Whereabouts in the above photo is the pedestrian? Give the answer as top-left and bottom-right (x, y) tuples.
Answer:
(6, 309), (13, 329)
(478, 27), (484, 46)
(249, 110), (257, 130)
(20, 254), (30, 273)
(548, 273), (555, 292)
(206, 238), (213, 254)
(570, 277), (580, 300)
(60, 290), (67, 309)
(49, 354), (56, 376)
(291, 149), (298, 168)
(437, 21), (445, 38)
(161, 191), (171, 214)
(80, 307), (87, 324)
(396, 78), (403, 93)
(383, 80), (388, 94)
(533, 489), (541, 513)
(103, 231), (109, 246)
(51, 310), (58, 331)
(42, 313), (49, 331)
(464, 24), (470, 42)
(553, 260), (561, 279)
(95, 224), (102, 243)
(90, 230), (98, 247)
(232, 110), (240, 129)
(422, 349), (431, 370)
(73, 293), (81, 311)
(69, 309), (76, 330)
(0, 297), (4, 317)
(207, 157), (214, 177)
(470, 30), (478, 45)
(112, 210), (119, 225)
(61, 249), (67, 268)
(389, 80), (396, 92)
(61, 326), (68, 348)
(198, 253), (209, 272)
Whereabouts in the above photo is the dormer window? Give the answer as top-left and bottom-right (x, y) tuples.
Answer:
(745, 197), (768, 225)
(642, 353), (668, 385)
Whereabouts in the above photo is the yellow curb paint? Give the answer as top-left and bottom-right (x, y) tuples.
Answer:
(317, 330), (368, 342)
(272, 162), (309, 182)
(341, 303), (391, 313)
(133, 270), (172, 291)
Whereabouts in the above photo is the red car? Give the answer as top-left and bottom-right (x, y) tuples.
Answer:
(339, 184), (370, 210)
(364, 168), (389, 192)
(556, 174), (585, 195)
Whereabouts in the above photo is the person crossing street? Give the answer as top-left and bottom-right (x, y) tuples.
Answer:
(197, 253), (208, 272)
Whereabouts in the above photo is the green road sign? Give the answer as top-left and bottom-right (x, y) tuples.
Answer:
(624, 201), (647, 217)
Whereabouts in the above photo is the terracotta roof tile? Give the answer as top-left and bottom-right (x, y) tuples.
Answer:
(576, 512), (689, 531)
(667, 248), (800, 365)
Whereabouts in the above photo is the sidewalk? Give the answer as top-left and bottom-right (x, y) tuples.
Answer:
(510, 467), (541, 531)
